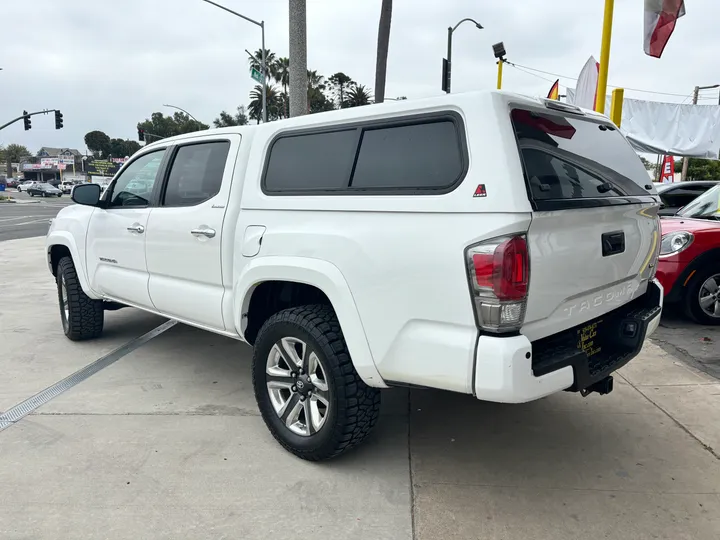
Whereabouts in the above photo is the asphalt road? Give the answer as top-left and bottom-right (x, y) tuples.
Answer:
(0, 190), (74, 242)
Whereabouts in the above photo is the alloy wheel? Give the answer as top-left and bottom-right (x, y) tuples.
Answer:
(698, 274), (720, 319)
(60, 275), (69, 331)
(265, 337), (330, 436)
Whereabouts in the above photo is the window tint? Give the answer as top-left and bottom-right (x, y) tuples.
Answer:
(512, 108), (649, 203)
(264, 130), (356, 191)
(350, 121), (463, 189)
(523, 149), (624, 200)
(163, 142), (231, 207)
(108, 149), (166, 208)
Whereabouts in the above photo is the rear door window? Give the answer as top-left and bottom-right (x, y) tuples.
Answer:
(511, 108), (651, 209)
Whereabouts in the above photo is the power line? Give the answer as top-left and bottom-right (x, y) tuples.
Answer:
(505, 61), (699, 99)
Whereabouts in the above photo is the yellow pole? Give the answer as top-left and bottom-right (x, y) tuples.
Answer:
(496, 59), (504, 90)
(609, 88), (624, 126)
(595, 0), (615, 113)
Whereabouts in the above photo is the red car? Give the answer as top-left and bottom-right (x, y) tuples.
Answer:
(657, 184), (720, 324)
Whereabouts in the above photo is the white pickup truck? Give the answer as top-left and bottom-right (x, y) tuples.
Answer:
(47, 91), (663, 460)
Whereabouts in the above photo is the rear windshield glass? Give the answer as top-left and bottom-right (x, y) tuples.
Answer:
(511, 108), (650, 204)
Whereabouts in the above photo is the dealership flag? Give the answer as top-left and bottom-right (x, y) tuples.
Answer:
(547, 79), (560, 100)
(644, 0), (686, 58)
(660, 155), (675, 183)
(574, 56), (600, 111)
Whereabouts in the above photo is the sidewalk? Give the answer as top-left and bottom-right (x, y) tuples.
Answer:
(0, 237), (718, 539)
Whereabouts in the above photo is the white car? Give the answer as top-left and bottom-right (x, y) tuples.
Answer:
(46, 91), (663, 460)
(17, 181), (37, 192)
(59, 181), (78, 194)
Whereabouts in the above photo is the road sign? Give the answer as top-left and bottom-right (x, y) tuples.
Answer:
(251, 68), (263, 83)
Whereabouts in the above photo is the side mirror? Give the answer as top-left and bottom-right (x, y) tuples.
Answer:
(71, 183), (101, 206)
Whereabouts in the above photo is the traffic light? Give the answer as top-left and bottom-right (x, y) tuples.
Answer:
(23, 110), (31, 131)
(54, 110), (64, 129)
(138, 128), (145, 141)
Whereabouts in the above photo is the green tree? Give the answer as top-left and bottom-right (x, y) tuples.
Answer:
(346, 84), (373, 107)
(307, 71), (334, 114)
(4, 143), (32, 179)
(275, 57), (290, 117)
(374, 0), (393, 103)
(137, 112), (208, 141)
(108, 138), (141, 158)
(248, 49), (278, 83)
(213, 106), (249, 128)
(685, 158), (720, 180)
(328, 72), (354, 108)
(248, 85), (282, 122)
(84, 130), (111, 158)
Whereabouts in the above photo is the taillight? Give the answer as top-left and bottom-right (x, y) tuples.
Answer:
(466, 235), (529, 333)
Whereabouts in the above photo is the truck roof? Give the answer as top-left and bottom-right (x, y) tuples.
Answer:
(144, 90), (608, 150)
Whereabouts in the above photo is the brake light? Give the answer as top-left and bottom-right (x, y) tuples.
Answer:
(466, 235), (529, 333)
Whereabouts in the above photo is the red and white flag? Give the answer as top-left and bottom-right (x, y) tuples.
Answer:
(660, 155), (675, 183)
(644, 0), (686, 58)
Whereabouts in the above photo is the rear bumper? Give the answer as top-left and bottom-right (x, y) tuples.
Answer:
(473, 279), (663, 403)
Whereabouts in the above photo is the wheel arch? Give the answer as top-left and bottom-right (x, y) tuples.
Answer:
(46, 232), (98, 299)
(666, 247), (720, 303)
(234, 256), (387, 388)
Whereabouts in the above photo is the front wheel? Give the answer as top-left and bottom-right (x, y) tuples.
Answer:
(29, 192), (33, 197)
(252, 305), (381, 461)
(56, 256), (104, 340)
(685, 266), (720, 325)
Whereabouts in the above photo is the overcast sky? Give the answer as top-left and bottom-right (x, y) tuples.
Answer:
(1, 0), (716, 154)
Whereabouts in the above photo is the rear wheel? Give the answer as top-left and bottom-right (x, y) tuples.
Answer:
(684, 266), (720, 325)
(252, 305), (381, 461)
(56, 256), (104, 340)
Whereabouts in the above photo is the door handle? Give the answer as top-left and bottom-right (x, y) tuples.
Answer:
(127, 224), (145, 234)
(191, 227), (216, 238)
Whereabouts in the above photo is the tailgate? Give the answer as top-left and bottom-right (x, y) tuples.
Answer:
(509, 103), (660, 341)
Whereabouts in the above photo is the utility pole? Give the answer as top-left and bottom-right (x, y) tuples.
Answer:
(288, 0), (308, 116)
(681, 83), (720, 180)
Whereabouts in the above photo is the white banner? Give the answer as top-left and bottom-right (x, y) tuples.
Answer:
(566, 89), (720, 159)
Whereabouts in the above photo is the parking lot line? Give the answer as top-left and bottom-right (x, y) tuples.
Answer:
(0, 319), (177, 432)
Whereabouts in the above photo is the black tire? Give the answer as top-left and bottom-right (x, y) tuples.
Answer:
(56, 256), (104, 340)
(684, 265), (720, 325)
(252, 305), (381, 461)
(29, 192), (33, 197)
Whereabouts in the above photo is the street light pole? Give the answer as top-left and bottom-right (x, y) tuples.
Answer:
(201, 0), (267, 123)
(681, 83), (720, 180)
(445, 18), (483, 94)
(162, 104), (200, 123)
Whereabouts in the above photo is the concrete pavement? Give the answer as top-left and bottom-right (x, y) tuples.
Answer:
(1, 237), (719, 539)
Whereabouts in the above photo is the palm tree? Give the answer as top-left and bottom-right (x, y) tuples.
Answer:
(306, 70), (334, 114)
(275, 57), (290, 117)
(374, 0), (393, 103)
(248, 49), (278, 83)
(249, 84), (281, 123)
(346, 84), (373, 108)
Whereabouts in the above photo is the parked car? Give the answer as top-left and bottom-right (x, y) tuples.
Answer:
(656, 183), (720, 324)
(17, 181), (38, 192)
(6, 179), (19, 189)
(28, 183), (62, 197)
(59, 181), (79, 194)
(47, 91), (663, 460)
(656, 181), (718, 216)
